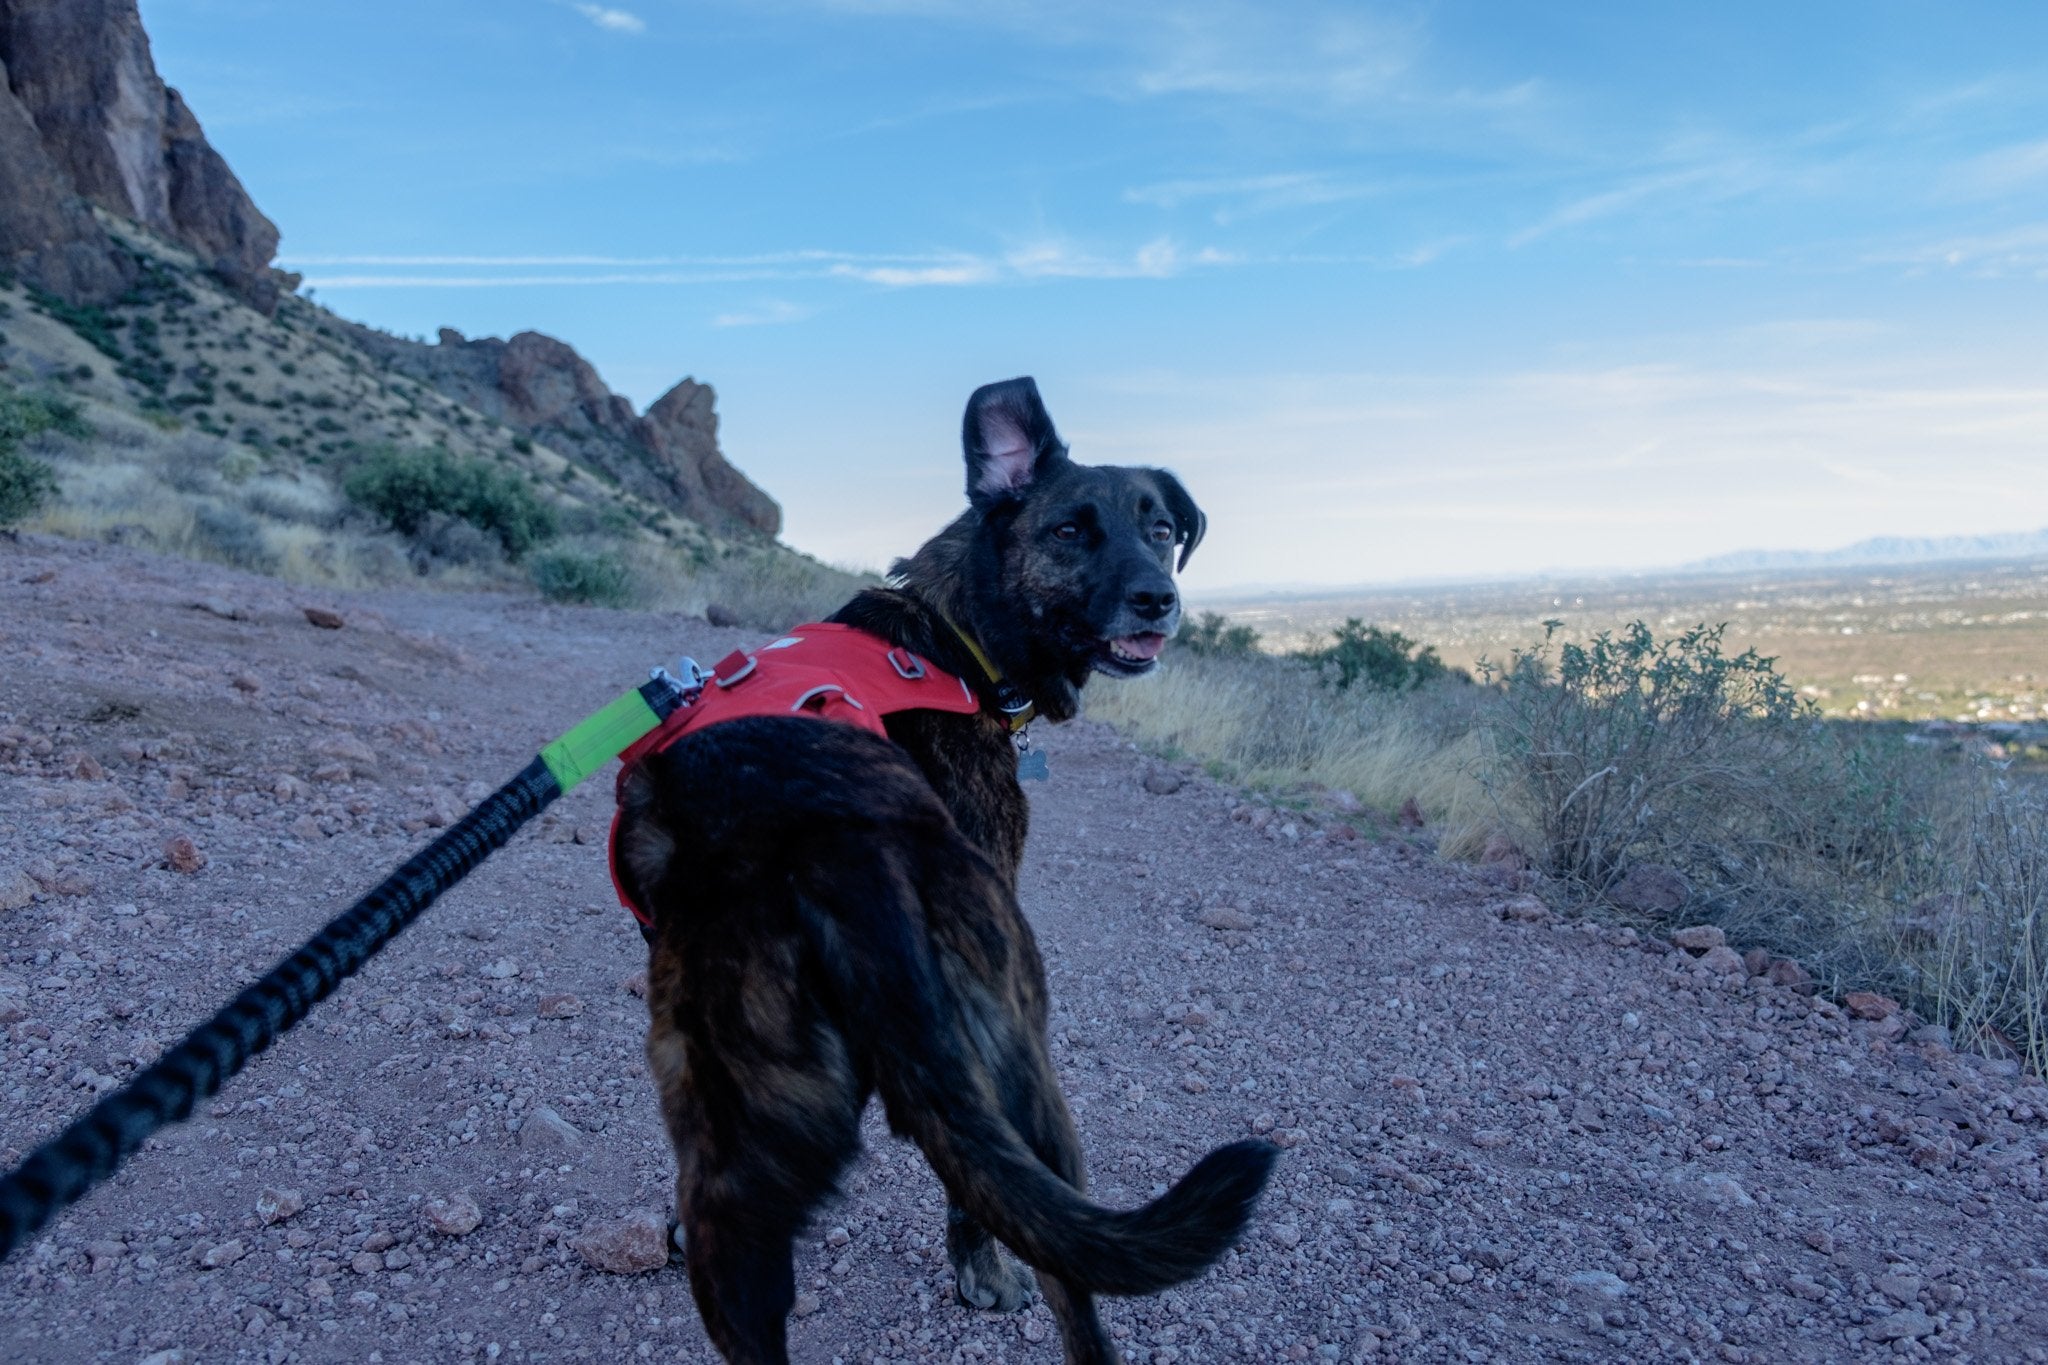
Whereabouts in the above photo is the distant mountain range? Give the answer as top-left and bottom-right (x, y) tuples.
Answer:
(1681, 528), (2048, 575)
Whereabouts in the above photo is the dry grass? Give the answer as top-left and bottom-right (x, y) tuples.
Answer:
(618, 540), (873, 629)
(1104, 626), (2048, 1073)
(1086, 650), (1501, 856)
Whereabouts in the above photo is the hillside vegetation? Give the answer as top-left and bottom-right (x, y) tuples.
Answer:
(0, 224), (864, 626)
(1098, 612), (2048, 1073)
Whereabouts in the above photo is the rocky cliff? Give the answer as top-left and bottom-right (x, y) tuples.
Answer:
(340, 324), (782, 537)
(0, 0), (781, 540)
(0, 0), (279, 310)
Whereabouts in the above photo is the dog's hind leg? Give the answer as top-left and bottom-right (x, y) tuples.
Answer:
(1013, 1064), (1120, 1363)
(946, 1202), (1034, 1311)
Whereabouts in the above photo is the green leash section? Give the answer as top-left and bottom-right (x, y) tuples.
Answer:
(542, 685), (663, 792)
(0, 672), (687, 1262)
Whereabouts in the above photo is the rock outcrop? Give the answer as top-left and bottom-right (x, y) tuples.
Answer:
(0, 0), (279, 310)
(343, 324), (782, 536)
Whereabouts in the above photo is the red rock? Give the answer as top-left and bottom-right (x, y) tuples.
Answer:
(255, 1188), (303, 1225)
(622, 969), (649, 999)
(1397, 798), (1426, 830)
(163, 835), (206, 873)
(572, 1209), (669, 1274)
(302, 606), (345, 629)
(421, 1194), (482, 1237)
(1671, 925), (1725, 953)
(1766, 957), (1816, 994)
(1479, 832), (1525, 870)
(1694, 945), (1746, 976)
(1608, 863), (1689, 915)
(1743, 947), (1771, 977)
(1844, 991), (1901, 1021)
(1498, 895), (1550, 924)
(537, 993), (584, 1019)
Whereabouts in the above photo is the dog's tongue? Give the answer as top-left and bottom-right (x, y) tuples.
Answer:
(1112, 632), (1168, 662)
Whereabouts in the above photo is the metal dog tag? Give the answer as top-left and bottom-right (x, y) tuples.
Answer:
(1016, 748), (1050, 782)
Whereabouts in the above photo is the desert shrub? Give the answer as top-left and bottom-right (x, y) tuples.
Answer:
(192, 502), (278, 572)
(530, 547), (633, 606)
(0, 446), (59, 526)
(159, 432), (243, 493)
(240, 474), (342, 527)
(1177, 611), (1263, 658)
(1482, 621), (1813, 896)
(0, 388), (88, 526)
(1300, 618), (1457, 693)
(343, 445), (556, 558)
(1921, 782), (2048, 1067)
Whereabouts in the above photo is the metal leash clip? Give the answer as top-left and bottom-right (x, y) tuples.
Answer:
(647, 656), (711, 714)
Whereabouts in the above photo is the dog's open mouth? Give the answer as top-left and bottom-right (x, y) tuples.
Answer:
(1097, 631), (1169, 675)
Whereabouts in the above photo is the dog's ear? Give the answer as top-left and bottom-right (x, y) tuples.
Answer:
(963, 376), (1068, 499)
(1152, 469), (1206, 571)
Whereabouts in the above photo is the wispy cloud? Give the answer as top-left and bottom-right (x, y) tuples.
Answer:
(1122, 171), (1384, 223)
(712, 300), (815, 327)
(1876, 221), (2048, 275)
(573, 3), (643, 32)
(570, 3), (646, 33)
(291, 240), (1235, 291)
(829, 261), (998, 286)
(1949, 136), (2048, 195)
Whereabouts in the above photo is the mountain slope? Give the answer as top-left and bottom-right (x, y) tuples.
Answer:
(0, 0), (798, 594)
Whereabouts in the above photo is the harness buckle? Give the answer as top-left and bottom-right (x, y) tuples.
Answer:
(714, 656), (758, 688)
(790, 684), (864, 713)
(886, 648), (926, 681)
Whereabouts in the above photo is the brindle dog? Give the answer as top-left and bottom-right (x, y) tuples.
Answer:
(614, 377), (1277, 1364)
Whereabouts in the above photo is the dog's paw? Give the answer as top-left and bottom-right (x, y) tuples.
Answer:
(954, 1246), (1033, 1312)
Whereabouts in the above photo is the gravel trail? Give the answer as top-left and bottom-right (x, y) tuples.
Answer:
(3, 534), (2045, 1364)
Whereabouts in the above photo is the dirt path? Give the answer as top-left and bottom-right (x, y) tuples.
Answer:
(3, 534), (2045, 1365)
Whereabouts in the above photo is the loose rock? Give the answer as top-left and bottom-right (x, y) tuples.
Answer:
(422, 1194), (483, 1237)
(302, 606), (345, 629)
(1845, 990), (1901, 1021)
(163, 836), (206, 874)
(1608, 863), (1689, 915)
(1866, 1309), (1936, 1342)
(572, 1209), (669, 1274)
(199, 1240), (247, 1269)
(0, 868), (36, 911)
(255, 1188), (304, 1225)
(1671, 924), (1726, 952)
(1142, 766), (1185, 795)
(1694, 945), (1746, 977)
(518, 1106), (583, 1149)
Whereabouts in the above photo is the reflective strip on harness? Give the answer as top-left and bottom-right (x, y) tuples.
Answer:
(608, 623), (986, 927)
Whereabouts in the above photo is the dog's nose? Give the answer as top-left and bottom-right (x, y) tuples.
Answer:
(1127, 583), (1177, 621)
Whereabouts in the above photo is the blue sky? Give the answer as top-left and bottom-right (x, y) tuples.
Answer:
(143, 1), (2048, 592)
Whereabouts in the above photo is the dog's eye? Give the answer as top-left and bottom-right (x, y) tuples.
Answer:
(1052, 522), (1081, 542)
(1149, 520), (1174, 543)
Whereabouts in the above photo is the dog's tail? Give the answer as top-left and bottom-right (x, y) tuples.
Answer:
(804, 852), (1278, 1297)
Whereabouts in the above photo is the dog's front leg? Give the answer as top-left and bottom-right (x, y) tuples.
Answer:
(946, 1202), (1034, 1311)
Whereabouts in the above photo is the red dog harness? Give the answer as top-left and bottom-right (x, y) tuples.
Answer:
(608, 623), (983, 928)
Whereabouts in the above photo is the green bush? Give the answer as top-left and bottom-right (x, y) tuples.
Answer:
(343, 445), (556, 558)
(1299, 618), (1455, 692)
(1483, 620), (1812, 894)
(530, 547), (633, 606)
(1177, 611), (1263, 658)
(0, 388), (88, 526)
